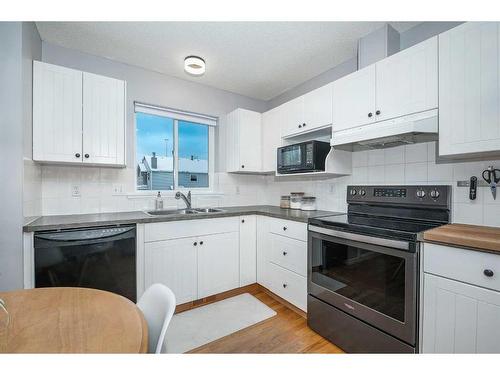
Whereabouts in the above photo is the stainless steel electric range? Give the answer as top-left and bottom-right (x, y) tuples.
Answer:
(307, 185), (451, 353)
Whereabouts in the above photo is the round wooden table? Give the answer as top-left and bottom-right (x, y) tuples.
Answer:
(0, 287), (148, 353)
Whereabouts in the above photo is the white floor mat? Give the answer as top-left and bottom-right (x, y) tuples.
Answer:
(164, 293), (277, 353)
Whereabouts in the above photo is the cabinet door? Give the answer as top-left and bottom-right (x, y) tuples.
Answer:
(238, 109), (262, 172)
(197, 231), (240, 298)
(302, 83), (333, 131)
(280, 96), (305, 137)
(144, 237), (197, 305)
(239, 215), (257, 286)
(82, 72), (126, 165)
(375, 36), (438, 122)
(33, 61), (83, 163)
(261, 107), (282, 173)
(422, 273), (500, 353)
(439, 22), (500, 156)
(332, 65), (376, 132)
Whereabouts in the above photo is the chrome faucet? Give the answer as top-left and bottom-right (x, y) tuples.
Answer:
(175, 191), (192, 209)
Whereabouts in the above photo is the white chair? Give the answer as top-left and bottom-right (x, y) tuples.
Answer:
(137, 283), (176, 354)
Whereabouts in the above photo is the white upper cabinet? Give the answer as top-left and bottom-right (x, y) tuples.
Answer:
(261, 107), (282, 173)
(82, 72), (126, 165)
(332, 65), (376, 132)
(280, 83), (333, 138)
(33, 61), (83, 163)
(302, 83), (333, 131)
(279, 96), (304, 137)
(225, 108), (262, 173)
(439, 22), (500, 157)
(375, 36), (438, 122)
(33, 61), (126, 166)
(332, 37), (438, 132)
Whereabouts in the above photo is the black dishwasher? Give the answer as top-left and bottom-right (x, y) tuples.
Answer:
(34, 225), (136, 302)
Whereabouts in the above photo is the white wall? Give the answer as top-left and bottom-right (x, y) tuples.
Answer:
(22, 22), (43, 218)
(0, 23), (23, 290)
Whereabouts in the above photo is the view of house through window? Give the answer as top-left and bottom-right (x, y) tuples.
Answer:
(136, 109), (210, 191)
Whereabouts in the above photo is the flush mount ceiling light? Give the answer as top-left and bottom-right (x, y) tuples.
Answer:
(184, 56), (206, 76)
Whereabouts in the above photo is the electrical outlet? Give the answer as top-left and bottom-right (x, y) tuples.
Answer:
(329, 184), (335, 193)
(71, 185), (81, 197)
(235, 186), (240, 195)
(112, 184), (123, 195)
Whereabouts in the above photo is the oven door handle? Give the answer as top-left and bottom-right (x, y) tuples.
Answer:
(308, 225), (410, 251)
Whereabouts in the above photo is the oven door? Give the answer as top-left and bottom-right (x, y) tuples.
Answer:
(308, 226), (417, 345)
(277, 144), (304, 173)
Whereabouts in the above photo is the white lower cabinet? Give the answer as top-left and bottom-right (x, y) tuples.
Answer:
(143, 215), (307, 311)
(197, 231), (240, 298)
(144, 237), (198, 305)
(422, 273), (500, 353)
(239, 215), (257, 287)
(257, 216), (308, 312)
(143, 218), (240, 305)
(421, 243), (500, 353)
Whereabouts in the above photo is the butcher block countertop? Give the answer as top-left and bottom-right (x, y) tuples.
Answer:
(423, 224), (500, 254)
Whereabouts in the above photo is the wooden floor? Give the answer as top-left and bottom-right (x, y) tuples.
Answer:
(188, 289), (344, 353)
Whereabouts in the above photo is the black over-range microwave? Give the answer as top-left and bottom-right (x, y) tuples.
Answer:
(277, 140), (331, 174)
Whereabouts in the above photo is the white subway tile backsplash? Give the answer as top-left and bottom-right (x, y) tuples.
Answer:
(384, 163), (405, 184)
(405, 143), (428, 163)
(428, 161), (453, 182)
(367, 149), (385, 166)
(368, 165), (385, 184)
(453, 203), (484, 225)
(352, 150), (368, 167)
(384, 146), (405, 165)
(31, 142), (500, 228)
(405, 162), (428, 183)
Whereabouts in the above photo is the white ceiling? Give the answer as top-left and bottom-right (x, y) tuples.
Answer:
(36, 22), (420, 101)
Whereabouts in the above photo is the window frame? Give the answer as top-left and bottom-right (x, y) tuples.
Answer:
(134, 103), (215, 193)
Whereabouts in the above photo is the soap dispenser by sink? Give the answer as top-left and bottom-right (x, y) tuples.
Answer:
(155, 191), (163, 210)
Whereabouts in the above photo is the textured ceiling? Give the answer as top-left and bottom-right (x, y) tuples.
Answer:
(36, 22), (420, 100)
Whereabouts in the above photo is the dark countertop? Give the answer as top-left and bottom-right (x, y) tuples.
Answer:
(23, 205), (343, 232)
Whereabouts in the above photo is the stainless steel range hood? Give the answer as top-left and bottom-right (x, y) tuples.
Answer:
(330, 109), (438, 151)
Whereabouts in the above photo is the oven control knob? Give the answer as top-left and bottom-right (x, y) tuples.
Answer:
(430, 189), (440, 199)
(359, 189), (366, 196)
(350, 189), (357, 196)
(416, 189), (426, 198)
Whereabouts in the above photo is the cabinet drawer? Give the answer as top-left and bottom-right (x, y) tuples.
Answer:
(145, 217), (239, 242)
(424, 243), (500, 292)
(267, 261), (307, 311)
(267, 218), (307, 241)
(268, 233), (307, 277)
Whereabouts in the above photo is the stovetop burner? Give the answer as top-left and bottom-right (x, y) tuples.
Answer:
(309, 213), (446, 242)
(310, 185), (452, 242)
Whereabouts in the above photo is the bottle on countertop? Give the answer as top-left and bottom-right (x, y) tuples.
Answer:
(155, 191), (163, 210)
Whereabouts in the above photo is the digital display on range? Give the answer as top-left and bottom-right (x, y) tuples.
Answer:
(374, 188), (407, 198)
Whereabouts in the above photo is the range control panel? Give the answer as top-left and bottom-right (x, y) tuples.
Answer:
(347, 185), (451, 208)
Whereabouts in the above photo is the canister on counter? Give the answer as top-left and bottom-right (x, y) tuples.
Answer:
(290, 192), (305, 209)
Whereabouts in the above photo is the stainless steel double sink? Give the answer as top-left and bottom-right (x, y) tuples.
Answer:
(145, 208), (225, 216)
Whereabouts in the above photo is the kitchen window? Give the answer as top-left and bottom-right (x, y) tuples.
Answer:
(135, 102), (216, 191)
